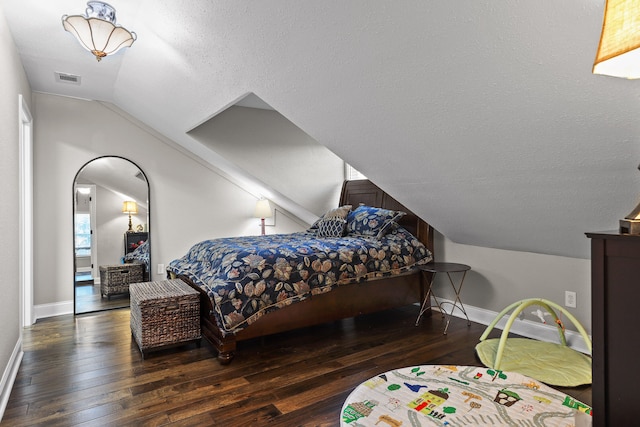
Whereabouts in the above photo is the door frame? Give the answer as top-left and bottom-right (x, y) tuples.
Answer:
(74, 184), (98, 280)
(19, 94), (33, 327)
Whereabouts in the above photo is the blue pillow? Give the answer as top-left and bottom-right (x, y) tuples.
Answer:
(346, 205), (406, 239)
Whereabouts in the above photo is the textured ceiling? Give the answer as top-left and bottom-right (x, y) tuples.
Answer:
(3, 0), (640, 259)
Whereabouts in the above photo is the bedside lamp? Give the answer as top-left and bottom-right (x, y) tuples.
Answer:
(254, 199), (272, 235)
(122, 200), (138, 232)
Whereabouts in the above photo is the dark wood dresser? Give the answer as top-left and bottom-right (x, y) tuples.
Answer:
(124, 232), (148, 255)
(586, 231), (640, 426)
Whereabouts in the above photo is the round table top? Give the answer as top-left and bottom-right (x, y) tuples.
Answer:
(418, 262), (470, 273)
(340, 365), (592, 426)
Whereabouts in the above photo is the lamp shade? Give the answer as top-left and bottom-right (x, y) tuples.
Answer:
(593, 0), (640, 78)
(62, 1), (136, 62)
(254, 199), (272, 219)
(122, 200), (138, 214)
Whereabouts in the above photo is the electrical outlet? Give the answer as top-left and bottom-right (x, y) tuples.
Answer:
(565, 291), (576, 308)
(157, 263), (165, 275)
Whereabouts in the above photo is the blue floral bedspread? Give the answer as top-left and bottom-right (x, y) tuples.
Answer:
(167, 227), (432, 336)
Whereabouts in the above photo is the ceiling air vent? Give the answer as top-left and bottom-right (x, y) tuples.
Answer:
(55, 72), (81, 85)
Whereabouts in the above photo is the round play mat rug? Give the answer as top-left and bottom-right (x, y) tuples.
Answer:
(341, 365), (592, 426)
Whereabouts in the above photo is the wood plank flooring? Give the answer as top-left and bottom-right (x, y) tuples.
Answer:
(3, 306), (591, 426)
(75, 281), (130, 314)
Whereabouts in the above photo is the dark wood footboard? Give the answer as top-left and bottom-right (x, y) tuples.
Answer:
(176, 270), (428, 364)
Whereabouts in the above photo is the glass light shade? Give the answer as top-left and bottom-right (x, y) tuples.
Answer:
(122, 200), (138, 214)
(593, 0), (640, 78)
(62, 1), (136, 62)
(254, 199), (273, 219)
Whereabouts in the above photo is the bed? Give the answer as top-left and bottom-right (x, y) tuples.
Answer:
(168, 180), (435, 364)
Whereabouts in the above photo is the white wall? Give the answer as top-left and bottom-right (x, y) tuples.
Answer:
(0, 3), (31, 417)
(189, 106), (345, 217)
(433, 231), (592, 333)
(32, 92), (305, 308)
(94, 185), (148, 266)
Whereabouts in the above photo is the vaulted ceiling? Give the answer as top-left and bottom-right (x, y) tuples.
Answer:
(4, 0), (640, 259)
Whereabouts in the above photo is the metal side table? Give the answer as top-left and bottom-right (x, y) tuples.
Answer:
(415, 262), (471, 334)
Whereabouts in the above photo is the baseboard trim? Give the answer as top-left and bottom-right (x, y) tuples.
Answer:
(425, 298), (592, 355)
(0, 337), (23, 422)
(34, 300), (73, 321)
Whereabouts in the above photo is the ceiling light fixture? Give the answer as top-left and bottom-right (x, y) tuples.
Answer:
(62, 1), (136, 62)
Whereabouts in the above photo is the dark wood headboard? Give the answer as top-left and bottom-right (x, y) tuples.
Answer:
(339, 179), (434, 256)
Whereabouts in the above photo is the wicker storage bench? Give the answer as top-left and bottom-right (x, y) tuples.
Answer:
(130, 279), (201, 357)
(99, 263), (143, 299)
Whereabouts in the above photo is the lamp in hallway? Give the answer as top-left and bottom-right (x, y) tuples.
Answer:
(254, 199), (273, 235)
(62, 1), (136, 62)
(122, 200), (138, 232)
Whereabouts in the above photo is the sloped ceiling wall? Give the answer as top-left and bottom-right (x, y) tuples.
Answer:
(189, 105), (345, 217)
(4, 0), (640, 259)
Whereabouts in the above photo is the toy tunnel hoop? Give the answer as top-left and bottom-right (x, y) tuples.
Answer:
(475, 298), (592, 387)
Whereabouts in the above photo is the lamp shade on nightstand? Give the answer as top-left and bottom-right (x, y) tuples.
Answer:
(254, 199), (272, 235)
(254, 199), (272, 219)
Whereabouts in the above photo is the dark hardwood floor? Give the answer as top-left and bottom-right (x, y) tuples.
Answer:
(3, 306), (591, 426)
(75, 280), (130, 314)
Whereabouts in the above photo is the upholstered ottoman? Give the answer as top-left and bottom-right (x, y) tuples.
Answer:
(99, 263), (143, 299)
(130, 279), (201, 358)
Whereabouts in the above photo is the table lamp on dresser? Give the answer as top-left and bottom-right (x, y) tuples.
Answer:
(122, 200), (138, 232)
